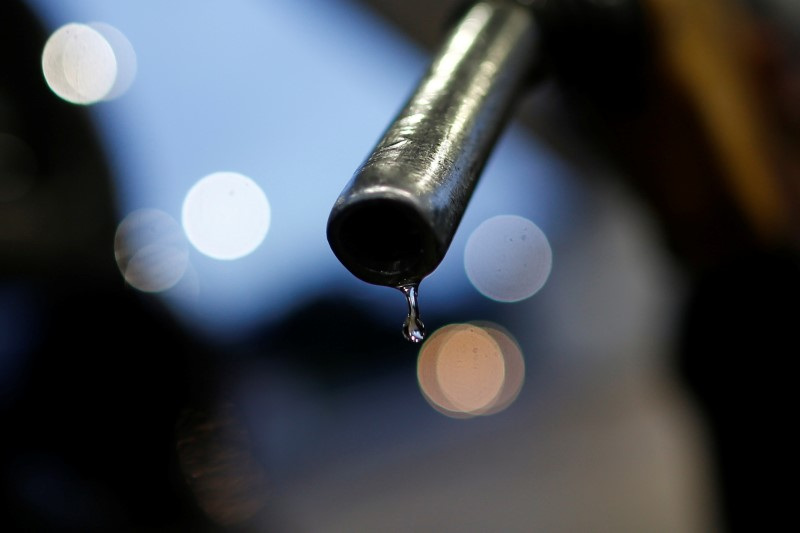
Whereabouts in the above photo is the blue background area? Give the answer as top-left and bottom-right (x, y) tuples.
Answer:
(27, 0), (572, 339)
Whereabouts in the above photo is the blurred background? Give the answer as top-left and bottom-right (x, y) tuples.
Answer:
(1, 0), (798, 531)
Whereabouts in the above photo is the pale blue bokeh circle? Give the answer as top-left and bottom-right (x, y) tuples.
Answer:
(464, 215), (552, 302)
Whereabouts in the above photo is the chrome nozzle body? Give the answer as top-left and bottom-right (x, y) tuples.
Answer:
(327, 0), (540, 287)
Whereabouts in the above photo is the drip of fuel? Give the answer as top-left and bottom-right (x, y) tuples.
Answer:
(397, 283), (425, 343)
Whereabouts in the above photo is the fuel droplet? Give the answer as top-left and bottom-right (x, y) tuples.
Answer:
(398, 284), (425, 343)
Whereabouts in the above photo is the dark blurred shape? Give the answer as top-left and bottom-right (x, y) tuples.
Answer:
(364, 0), (799, 529)
(0, 132), (37, 203)
(533, 1), (800, 530)
(530, 0), (798, 266)
(0, 4), (115, 276)
(362, 0), (462, 51)
(681, 249), (800, 532)
(0, 275), (219, 530)
(534, 0), (652, 115)
(1, 1), (217, 530)
(254, 294), (422, 388)
(176, 405), (269, 528)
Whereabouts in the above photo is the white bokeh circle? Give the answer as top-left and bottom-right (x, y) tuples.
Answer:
(464, 215), (552, 302)
(87, 22), (137, 100)
(114, 208), (189, 293)
(42, 23), (117, 104)
(182, 172), (271, 260)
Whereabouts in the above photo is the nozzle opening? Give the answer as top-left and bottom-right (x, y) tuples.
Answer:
(329, 199), (436, 286)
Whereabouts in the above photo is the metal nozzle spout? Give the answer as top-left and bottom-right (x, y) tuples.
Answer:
(327, 0), (540, 287)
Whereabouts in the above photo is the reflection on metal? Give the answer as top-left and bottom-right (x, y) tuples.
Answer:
(328, 0), (540, 287)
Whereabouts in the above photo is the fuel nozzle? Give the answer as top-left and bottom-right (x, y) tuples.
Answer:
(326, 0), (541, 289)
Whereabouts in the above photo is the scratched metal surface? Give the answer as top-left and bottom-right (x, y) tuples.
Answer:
(328, 1), (539, 286)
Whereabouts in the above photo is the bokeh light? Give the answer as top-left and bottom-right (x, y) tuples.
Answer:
(468, 321), (525, 415)
(464, 215), (552, 302)
(41, 22), (136, 105)
(42, 23), (116, 104)
(182, 172), (271, 261)
(114, 208), (189, 293)
(417, 322), (525, 418)
(86, 22), (137, 100)
(176, 405), (268, 527)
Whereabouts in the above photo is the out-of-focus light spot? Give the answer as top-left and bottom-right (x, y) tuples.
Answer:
(0, 132), (37, 203)
(42, 22), (136, 105)
(435, 325), (505, 413)
(114, 208), (189, 292)
(464, 214), (552, 302)
(417, 324), (478, 418)
(42, 23), (116, 104)
(417, 322), (525, 418)
(176, 405), (269, 527)
(182, 172), (271, 260)
(86, 22), (137, 100)
(469, 321), (525, 415)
